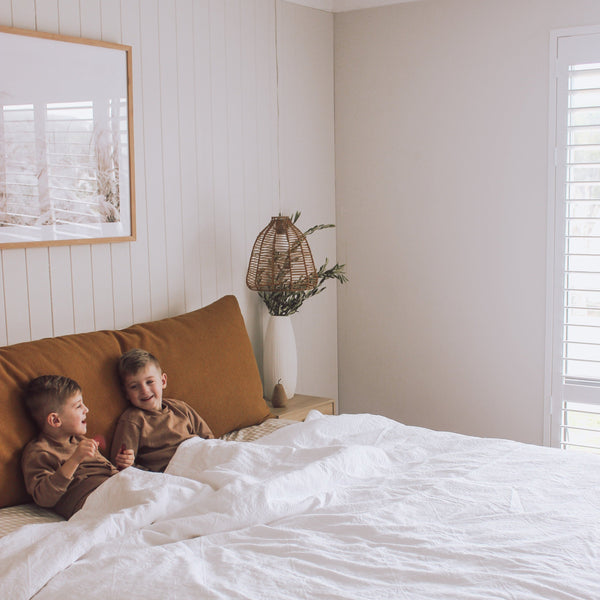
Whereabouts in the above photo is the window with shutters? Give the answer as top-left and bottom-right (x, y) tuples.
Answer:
(547, 28), (600, 452)
(0, 98), (125, 230)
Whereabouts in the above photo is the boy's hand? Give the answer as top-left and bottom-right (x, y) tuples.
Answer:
(59, 438), (99, 480)
(115, 446), (135, 470)
(73, 438), (99, 463)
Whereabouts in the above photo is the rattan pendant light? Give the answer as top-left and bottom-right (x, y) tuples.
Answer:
(246, 216), (318, 292)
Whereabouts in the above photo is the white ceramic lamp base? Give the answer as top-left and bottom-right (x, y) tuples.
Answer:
(263, 315), (297, 401)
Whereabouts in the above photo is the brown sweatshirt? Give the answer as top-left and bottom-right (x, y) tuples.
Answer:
(21, 435), (118, 519)
(110, 397), (214, 473)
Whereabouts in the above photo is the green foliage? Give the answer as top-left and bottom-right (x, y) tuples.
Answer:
(257, 211), (348, 316)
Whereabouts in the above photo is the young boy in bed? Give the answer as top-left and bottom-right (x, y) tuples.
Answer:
(110, 348), (214, 472)
(21, 375), (119, 519)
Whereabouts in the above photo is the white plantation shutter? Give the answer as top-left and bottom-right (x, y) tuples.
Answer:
(0, 104), (40, 223)
(548, 30), (600, 452)
(45, 101), (98, 224)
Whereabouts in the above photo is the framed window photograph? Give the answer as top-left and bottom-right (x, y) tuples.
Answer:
(0, 26), (135, 248)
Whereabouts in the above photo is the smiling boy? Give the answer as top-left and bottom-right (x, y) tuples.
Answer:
(110, 349), (214, 472)
(21, 375), (118, 519)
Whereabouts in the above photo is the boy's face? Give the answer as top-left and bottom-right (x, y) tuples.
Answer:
(52, 392), (89, 437)
(123, 363), (167, 412)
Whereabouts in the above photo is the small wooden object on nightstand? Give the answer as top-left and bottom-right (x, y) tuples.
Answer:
(267, 394), (336, 421)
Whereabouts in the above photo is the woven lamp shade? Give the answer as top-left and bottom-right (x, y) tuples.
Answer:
(246, 216), (318, 291)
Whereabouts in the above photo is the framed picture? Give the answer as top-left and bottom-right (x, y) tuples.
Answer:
(0, 26), (135, 248)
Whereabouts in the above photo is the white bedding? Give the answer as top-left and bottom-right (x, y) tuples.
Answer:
(1, 411), (599, 599)
(0, 418), (295, 539)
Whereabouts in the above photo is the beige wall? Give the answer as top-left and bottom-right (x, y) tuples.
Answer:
(278, 2), (338, 399)
(335, 0), (600, 443)
(0, 0), (337, 401)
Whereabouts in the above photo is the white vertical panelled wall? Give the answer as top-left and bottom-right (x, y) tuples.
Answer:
(0, 0), (337, 401)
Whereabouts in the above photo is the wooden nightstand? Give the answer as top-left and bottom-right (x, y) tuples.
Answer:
(267, 394), (336, 421)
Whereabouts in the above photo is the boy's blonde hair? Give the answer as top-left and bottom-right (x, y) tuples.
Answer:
(24, 375), (81, 428)
(118, 348), (162, 382)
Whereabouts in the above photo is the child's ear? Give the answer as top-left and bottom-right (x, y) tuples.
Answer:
(161, 372), (167, 389)
(46, 412), (62, 429)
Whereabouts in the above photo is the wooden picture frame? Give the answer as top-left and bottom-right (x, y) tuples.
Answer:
(0, 26), (135, 248)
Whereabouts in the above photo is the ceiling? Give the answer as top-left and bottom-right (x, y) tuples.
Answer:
(285, 0), (420, 13)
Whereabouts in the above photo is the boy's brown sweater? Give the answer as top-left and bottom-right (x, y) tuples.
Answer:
(110, 397), (214, 473)
(21, 435), (118, 519)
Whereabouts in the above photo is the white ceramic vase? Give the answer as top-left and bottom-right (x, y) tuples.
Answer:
(263, 315), (297, 401)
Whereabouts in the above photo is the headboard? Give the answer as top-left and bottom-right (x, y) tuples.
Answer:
(0, 295), (270, 508)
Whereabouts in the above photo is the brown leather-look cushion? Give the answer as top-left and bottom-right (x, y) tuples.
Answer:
(0, 295), (270, 509)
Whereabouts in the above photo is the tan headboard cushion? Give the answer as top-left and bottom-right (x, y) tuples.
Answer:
(0, 295), (270, 509)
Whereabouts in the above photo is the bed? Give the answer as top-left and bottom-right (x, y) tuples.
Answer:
(0, 296), (599, 599)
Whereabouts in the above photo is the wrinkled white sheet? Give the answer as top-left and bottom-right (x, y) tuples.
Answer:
(1, 411), (599, 599)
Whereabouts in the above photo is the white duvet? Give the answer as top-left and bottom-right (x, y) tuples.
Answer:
(1, 411), (600, 599)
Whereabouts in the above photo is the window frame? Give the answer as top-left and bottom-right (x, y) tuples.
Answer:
(545, 25), (600, 449)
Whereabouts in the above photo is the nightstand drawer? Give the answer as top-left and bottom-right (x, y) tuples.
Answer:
(268, 394), (336, 421)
